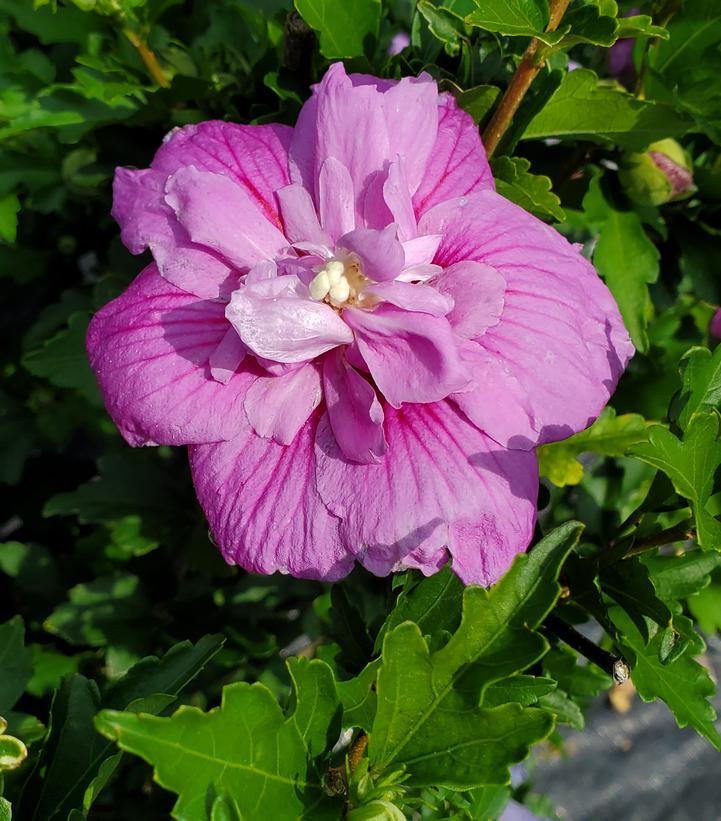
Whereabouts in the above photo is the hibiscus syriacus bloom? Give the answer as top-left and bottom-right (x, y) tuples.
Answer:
(87, 63), (633, 585)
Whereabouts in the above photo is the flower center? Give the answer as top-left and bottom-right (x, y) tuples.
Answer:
(308, 254), (368, 308)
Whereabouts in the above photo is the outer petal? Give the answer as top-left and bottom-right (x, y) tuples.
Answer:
(323, 350), (387, 464)
(315, 400), (537, 583)
(412, 93), (494, 219)
(344, 304), (469, 406)
(164, 167), (290, 270)
(152, 121), (292, 229)
(87, 265), (259, 446)
(436, 190), (634, 448)
(226, 276), (353, 363)
(244, 363), (322, 445)
(191, 412), (353, 581)
(112, 168), (237, 301)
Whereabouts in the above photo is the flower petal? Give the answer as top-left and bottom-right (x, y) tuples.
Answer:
(244, 363), (322, 445)
(315, 399), (537, 583)
(436, 190), (634, 448)
(383, 158), (417, 241)
(363, 281), (452, 316)
(276, 184), (330, 246)
(209, 327), (246, 385)
(112, 168), (237, 301)
(290, 63), (390, 217)
(226, 276), (353, 363)
(339, 225), (405, 282)
(164, 167), (289, 270)
(87, 264), (259, 446)
(401, 234), (442, 268)
(412, 93), (494, 218)
(430, 260), (505, 338)
(344, 304), (469, 407)
(323, 349), (387, 464)
(318, 156), (355, 241)
(152, 121), (292, 229)
(190, 411), (353, 581)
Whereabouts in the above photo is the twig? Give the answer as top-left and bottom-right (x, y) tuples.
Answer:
(623, 521), (695, 558)
(545, 614), (630, 683)
(482, 0), (572, 157)
(122, 25), (170, 88)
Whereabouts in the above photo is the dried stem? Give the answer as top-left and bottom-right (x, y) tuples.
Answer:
(545, 614), (630, 683)
(482, 0), (572, 157)
(347, 732), (368, 773)
(122, 26), (170, 88)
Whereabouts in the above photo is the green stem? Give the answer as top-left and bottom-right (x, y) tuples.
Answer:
(482, 0), (571, 157)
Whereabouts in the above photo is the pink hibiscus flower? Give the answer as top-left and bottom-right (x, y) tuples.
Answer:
(87, 63), (633, 585)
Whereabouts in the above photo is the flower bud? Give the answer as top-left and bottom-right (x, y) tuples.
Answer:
(619, 139), (695, 207)
(347, 800), (406, 821)
(710, 308), (721, 340)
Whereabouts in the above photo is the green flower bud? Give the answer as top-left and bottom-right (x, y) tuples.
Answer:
(619, 139), (695, 206)
(347, 800), (406, 821)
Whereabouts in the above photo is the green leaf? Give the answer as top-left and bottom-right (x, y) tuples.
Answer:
(0, 542), (62, 600)
(522, 69), (690, 150)
(642, 551), (721, 601)
(337, 659), (380, 732)
(542, 645), (612, 709)
(417, 0), (468, 56)
(371, 623), (552, 787)
(585, 177), (659, 352)
(96, 678), (342, 821)
(103, 635), (225, 711)
(599, 557), (672, 643)
(0, 618), (32, 716)
(466, 0), (566, 45)
(0, 193), (20, 244)
(677, 345), (721, 431)
(538, 407), (651, 487)
(22, 313), (99, 403)
(615, 15), (668, 40)
(0, 725), (27, 772)
(294, 0), (381, 58)
(610, 606), (721, 750)
(44, 450), (189, 548)
(482, 675), (557, 707)
(647, 0), (721, 142)
(17, 637), (224, 821)
(631, 413), (721, 549)
(688, 582), (721, 635)
(491, 156), (564, 222)
(43, 572), (151, 659)
(377, 563), (464, 652)
(286, 657), (342, 762)
(369, 524), (582, 786)
(537, 689), (584, 730)
(562, 2), (618, 47)
(453, 83), (501, 125)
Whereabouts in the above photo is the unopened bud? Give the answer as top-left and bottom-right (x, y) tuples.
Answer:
(347, 800), (406, 821)
(619, 139), (695, 206)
